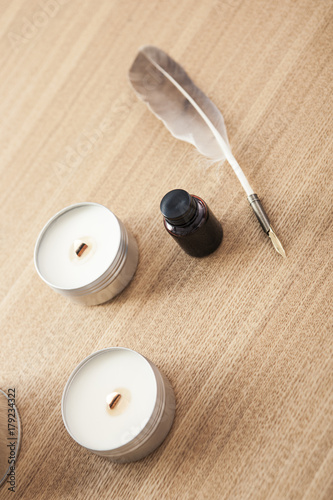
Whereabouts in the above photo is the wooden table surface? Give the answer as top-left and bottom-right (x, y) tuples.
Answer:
(1, 0), (332, 498)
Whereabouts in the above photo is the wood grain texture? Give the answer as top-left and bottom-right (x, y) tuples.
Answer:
(0, 0), (332, 498)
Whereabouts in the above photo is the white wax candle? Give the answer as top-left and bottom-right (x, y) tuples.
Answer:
(36, 204), (121, 290)
(63, 349), (157, 451)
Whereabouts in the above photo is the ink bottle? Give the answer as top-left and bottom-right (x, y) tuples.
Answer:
(160, 189), (223, 257)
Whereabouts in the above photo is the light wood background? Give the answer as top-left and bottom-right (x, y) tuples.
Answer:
(0, 0), (332, 498)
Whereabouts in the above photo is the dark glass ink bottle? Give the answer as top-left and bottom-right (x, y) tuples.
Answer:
(160, 189), (223, 257)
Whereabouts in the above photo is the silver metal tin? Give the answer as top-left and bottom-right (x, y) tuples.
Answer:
(61, 348), (176, 463)
(34, 203), (139, 306)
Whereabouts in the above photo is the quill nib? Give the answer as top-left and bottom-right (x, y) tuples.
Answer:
(248, 194), (286, 258)
(268, 227), (286, 258)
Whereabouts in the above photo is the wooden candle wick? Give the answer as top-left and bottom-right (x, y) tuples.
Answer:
(106, 392), (121, 410)
(74, 240), (88, 257)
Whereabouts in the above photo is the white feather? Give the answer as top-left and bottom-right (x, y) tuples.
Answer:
(129, 45), (254, 196)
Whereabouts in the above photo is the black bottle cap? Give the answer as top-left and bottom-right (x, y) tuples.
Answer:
(160, 189), (197, 226)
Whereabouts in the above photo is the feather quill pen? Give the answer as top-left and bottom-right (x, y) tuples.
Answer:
(129, 46), (285, 257)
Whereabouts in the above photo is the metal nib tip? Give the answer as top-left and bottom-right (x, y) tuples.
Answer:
(268, 227), (286, 258)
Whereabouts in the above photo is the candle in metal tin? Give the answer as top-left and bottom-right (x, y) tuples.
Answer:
(34, 203), (139, 306)
(62, 348), (175, 463)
